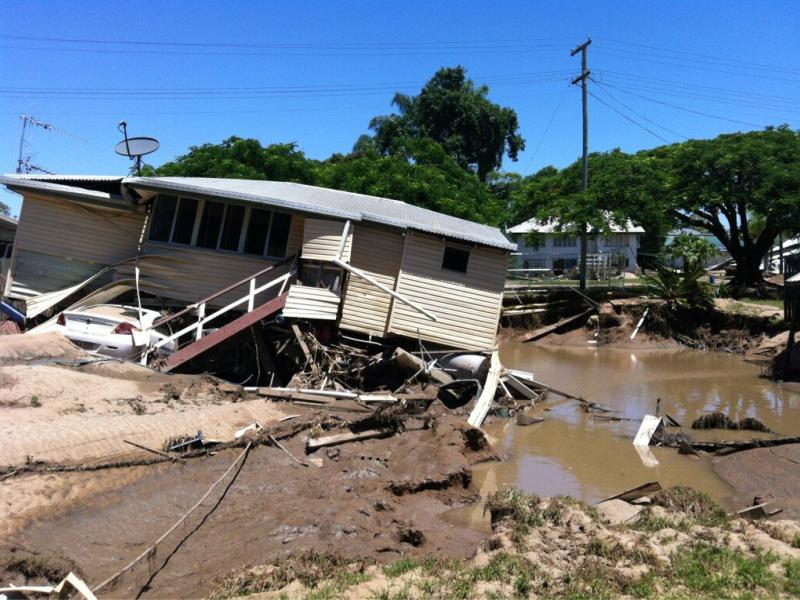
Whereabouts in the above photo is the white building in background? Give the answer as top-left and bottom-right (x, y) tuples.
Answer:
(506, 217), (644, 276)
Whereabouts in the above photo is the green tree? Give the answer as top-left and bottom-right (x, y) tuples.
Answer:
(369, 66), (525, 181)
(662, 126), (800, 287)
(667, 233), (718, 271)
(509, 150), (669, 240)
(155, 137), (320, 183)
(320, 137), (504, 224)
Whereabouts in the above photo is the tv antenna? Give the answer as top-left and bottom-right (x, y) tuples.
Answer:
(114, 121), (159, 176)
(16, 114), (86, 174)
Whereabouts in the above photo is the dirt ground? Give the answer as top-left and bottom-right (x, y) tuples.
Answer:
(2, 414), (493, 598)
(0, 332), (288, 538)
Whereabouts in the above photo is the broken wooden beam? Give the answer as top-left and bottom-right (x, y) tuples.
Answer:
(597, 481), (662, 504)
(306, 428), (395, 451)
(467, 350), (501, 428)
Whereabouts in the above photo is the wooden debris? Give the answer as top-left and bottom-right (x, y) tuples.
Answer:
(306, 428), (395, 451)
(123, 439), (186, 464)
(633, 415), (663, 446)
(516, 413), (545, 426)
(523, 308), (593, 343)
(467, 350), (502, 427)
(291, 323), (319, 373)
(269, 434), (308, 467)
(598, 481), (662, 504)
(735, 501), (783, 520)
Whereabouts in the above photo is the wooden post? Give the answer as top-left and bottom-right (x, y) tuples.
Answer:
(195, 303), (205, 341)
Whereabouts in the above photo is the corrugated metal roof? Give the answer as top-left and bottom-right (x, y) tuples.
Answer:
(123, 177), (515, 251)
(7, 174), (123, 182)
(507, 216), (645, 235)
(0, 175), (131, 209)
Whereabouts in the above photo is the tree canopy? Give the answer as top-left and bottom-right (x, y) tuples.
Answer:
(659, 126), (800, 286)
(148, 65), (800, 289)
(155, 137), (320, 183)
(369, 66), (525, 181)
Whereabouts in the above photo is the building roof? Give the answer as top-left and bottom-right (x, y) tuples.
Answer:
(0, 175), (132, 211)
(123, 177), (515, 250)
(507, 216), (645, 235)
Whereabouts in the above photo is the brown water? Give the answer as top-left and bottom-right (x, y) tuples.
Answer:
(452, 344), (800, 529)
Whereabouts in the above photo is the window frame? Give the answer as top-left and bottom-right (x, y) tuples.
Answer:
(441, 245), (471, 274)
(552, 234), (577, 248)
(147, 194), (292, 259)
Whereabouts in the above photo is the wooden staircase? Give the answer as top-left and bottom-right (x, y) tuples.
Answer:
(145, 255), (297, 372)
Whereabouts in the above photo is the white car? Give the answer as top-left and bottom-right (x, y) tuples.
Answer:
(41, 304), (176, 360)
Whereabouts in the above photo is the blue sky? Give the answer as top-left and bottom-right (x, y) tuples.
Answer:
(1, 0), (799, 217)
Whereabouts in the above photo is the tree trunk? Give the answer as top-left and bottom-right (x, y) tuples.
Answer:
(733, 254), (765, 288)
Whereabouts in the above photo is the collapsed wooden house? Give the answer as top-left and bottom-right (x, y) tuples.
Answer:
(0, 175), (514, 364)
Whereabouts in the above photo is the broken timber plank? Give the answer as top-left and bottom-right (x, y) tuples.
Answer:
(522, 308), (593, 343)
(597, 481), (662, 505)
(306, 428), (394, 451)
(467, 350), (502, 428)
(291, 323), (319, 372)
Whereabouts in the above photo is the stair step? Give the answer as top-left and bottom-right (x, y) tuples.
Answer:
(163, 293), (288, 372)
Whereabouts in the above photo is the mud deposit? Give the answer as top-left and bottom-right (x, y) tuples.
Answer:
(2, 415), (493, 598)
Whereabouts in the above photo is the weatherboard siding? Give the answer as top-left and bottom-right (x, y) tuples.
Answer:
(130, 242), (284, 306)
(301, 218), (352, 262)
(339, 223), (404, 336)
(388, 231), (507, 349)
(11, 193), (146, 292)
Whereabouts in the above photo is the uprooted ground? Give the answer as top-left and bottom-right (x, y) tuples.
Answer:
(208, 488), (800, 599)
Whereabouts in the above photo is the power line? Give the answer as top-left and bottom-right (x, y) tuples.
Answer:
(0, 33), (570, 49)
(593, 49), (800, 83)
(523, 85), (571, 174)
(594, 36), (800, 75)
(590, 78), (688, 140)
(599, 70), (800, 105)
(0, 43), (567, 58)
(596, 83), (765, 128)
(587, 89), (671, 143)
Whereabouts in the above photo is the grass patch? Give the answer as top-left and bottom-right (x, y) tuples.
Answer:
(209, 552), (368, 599)
(29, 395), (41, 408)
(650, 486), (729, 528)
(738, 297), (783, 309)
(784, 559), (800, 596)
(792, 534), (800, 549)
(672, 543), (778, 597)
(383, 557), (420, 578)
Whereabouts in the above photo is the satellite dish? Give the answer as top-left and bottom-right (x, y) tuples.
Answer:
(115, 121), (159, 175)
(114, 137), (160, 158)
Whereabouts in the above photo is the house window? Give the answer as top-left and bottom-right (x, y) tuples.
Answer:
(172, 197), (198, 244)
(604, 234), (624, 247)
(148, 195), (178, 242)
(147, 194), (292, 258)
(267, 212), (292, 258)
(244, 208), (271, 255)
(196, 201), (225, 249)
(552, 235), (577, 248)
(219, 204), (245, 251)
(441, 246), (470, 273)
(243, 209), (292, 258)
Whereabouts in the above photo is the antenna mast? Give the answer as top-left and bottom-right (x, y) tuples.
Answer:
(16, 114), (86, 174)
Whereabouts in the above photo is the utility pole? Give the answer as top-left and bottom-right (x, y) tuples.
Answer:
(571, 38), (591, 290)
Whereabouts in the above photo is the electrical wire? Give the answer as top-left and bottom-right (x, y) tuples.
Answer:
(590, 78), (689, 140)
(523, 85), (571, 174)
(594, 36), (800, 75)
(594, 83), (768, 128)
(587, 89), (671, 143)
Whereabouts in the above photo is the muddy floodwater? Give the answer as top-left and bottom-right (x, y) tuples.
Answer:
(452, 343), (800, 528)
